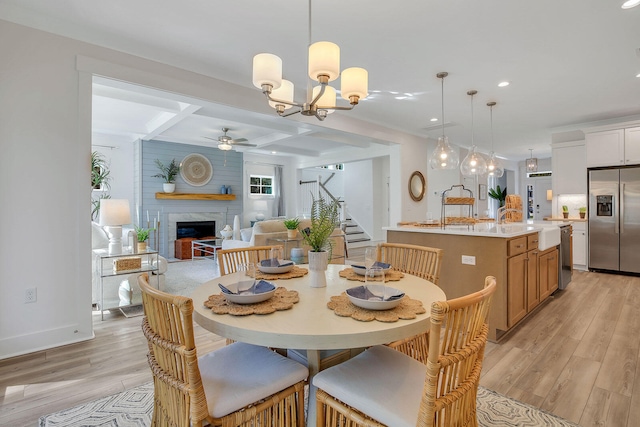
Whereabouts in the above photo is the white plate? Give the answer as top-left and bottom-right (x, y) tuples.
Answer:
(220, 281), (276, 304)
(258, 260), (295, 274)
(346, 285), (404, 310)
(351, 264), (392, 276)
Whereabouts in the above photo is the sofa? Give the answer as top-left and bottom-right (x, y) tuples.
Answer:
(221, 219), (346, 263)
(91, 222), (167, 307)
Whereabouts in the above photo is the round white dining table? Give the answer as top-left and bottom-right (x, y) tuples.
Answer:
(191, 264), (446, 426)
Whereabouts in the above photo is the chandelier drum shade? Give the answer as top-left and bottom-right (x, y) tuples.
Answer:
(252, 0), (368, 121)
(430, 72), (459, 170)
(460, 90), (487, 176)
(485, 101), (504, 178)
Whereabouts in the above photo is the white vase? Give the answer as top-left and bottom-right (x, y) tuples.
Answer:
(308, 250), (329, 288)
(163, 183), (175, 193)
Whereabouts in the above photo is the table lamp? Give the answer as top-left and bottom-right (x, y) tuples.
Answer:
(99, 199), (131, 254)
(254, 200), (268, 221)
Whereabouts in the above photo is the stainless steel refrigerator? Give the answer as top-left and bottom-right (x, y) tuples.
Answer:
(588, 167), (640, 273)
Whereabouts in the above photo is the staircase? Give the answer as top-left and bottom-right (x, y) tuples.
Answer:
(342, 217), (371, 249)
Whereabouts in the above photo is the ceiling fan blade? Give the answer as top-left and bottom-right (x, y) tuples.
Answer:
(232, 142), (257, 147)
(203, 136), (217, 141)
(231, 138), (248, 143)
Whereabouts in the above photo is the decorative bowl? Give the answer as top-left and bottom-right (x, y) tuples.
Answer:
(218, 280), (276, 304)
(346, 285), (404, 310)
(258, 260), (295, 274)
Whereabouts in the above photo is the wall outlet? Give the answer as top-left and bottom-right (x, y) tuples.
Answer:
(461, 255), (476, 265)
(25, 287), (37, 303)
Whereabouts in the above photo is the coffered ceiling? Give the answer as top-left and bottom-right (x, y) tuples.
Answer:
(2, 0), (640, 162)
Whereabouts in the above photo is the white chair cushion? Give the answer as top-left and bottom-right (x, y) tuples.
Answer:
(312, 345), (426, 427)
(199, 341), (308, 419)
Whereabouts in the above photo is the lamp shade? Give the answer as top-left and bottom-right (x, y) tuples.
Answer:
(218, 142), (233, 151)
(308, 41), (340, 82)
(98, 199), (131, 226)
(460, 146), (488, 176)
(252, 53), (283, 89)
(341, 67), (368, 101)
(312, 85), (336, 114)
(268, 79), (294, 110)
(430, 136), (459, 170)
(547, 189), (553, 201)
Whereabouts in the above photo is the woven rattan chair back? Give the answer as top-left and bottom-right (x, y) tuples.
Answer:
(138, 273), (212, 427)
(420, 276), (497, 427)
(316, 276), (496, 427)
(217, 245), (283, 276)
(377, 243), (444, 284)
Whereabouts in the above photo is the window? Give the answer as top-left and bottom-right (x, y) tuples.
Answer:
(250, 175), (273, 195)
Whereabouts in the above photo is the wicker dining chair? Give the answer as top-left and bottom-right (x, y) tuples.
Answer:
(379, 243), (444, 363)
(314, 276), (497, 427)
(217, 245), (283, 276)
(376, 243), (444, 284)
(138, 274), (308, 427)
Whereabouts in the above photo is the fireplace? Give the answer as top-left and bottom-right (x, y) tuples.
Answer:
(176, 221), (216, 239)
(166, 212), (226, 259)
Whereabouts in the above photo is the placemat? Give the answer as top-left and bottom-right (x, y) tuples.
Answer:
(339, 267), (405, 282)
(253, 265), (308, 280)
(204, 287), (299, 316)
(327, 292), (425, 322)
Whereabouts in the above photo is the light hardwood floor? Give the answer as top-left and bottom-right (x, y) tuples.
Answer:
(1, 268), (637, 426)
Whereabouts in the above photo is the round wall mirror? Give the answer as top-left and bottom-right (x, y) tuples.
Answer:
(409, 171), (426, 202)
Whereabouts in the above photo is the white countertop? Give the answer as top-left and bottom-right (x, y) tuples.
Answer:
(385, 220), (564, 249)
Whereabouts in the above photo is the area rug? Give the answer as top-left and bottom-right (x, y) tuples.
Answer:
(38, 383), (580, 427)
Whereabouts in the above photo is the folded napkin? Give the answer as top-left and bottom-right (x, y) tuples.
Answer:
(219, 280), (276, 295)
(346, 285), (404, 301)
(260, 259), (294, 267)
(351, 261), (391, 270)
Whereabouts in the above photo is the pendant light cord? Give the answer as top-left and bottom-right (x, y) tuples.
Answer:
(441, 76), (445, 138)
(490, 104), (494, 151)
(470, 92), (474, 147)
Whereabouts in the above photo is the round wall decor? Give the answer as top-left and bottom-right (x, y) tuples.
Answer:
(180, 153), (213, 186)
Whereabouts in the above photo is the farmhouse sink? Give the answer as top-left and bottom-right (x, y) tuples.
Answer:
(537, 225), (561, 250)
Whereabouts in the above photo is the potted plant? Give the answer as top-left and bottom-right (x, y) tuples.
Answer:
(562, 205), (569, 219)
(300, 196), (340, 288)
(488, 185), (507, 208)
(283, 217), (300, 239)
(152, 158), (180, 193)
(579, 206), (586, 219)
(91, 151), (112, 220)
(134, 225), (153, 252)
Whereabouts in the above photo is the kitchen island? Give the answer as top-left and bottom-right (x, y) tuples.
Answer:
(384, 222), (560, 341)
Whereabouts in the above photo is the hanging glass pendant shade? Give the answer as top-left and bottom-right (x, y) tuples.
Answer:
(460, 90), (487, 176)
(430, 72), (459, 170)
(430, 135), (460, 169)
(486, 101), (504, 178)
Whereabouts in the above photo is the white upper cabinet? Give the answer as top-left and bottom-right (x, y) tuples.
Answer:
(552, 141), (586, 195)
(625, 127), (640, 165)
(586, 129), (624, 167)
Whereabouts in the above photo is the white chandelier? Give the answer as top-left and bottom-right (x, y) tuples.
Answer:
(252, 0), (368, 121)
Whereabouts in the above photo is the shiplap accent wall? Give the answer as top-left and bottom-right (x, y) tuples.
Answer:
(142, 140), (243, 258)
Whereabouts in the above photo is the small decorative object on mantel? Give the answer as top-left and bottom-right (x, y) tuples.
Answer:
(152, 158), (180, 193)
(300, 195), (340, 288)
(180, 153), (213, 187)
(562, 205), (569, 219)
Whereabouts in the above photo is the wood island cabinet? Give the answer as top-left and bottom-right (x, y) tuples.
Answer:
(386, 228), (558, 341)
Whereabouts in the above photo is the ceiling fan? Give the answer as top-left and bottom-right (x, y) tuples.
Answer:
(204, 127), (256, 151)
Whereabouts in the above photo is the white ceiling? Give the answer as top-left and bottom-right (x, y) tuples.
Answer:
(3, 0), (640, 162)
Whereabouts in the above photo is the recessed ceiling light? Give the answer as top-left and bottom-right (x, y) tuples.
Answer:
(636, 73), (640, 78)
(622, 0), (640, 9)
(498, 81), (510, 88)
(430, 117), (438, 122)
(271, 151), (277, 154)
